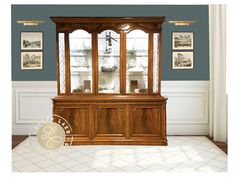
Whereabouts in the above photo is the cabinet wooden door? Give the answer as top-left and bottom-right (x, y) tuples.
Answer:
(54, 106), (89, 137)
(129, 105), (161, 137)
(94, 105), (126, 137)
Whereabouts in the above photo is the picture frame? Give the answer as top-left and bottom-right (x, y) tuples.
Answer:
(21, 52), (43, 70)
(21, 32), (43, 50)
(172, 32), (194, 50)
(172, 51), (194, 69)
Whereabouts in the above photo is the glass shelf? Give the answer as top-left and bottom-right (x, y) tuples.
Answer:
(98, 55), (120, 57)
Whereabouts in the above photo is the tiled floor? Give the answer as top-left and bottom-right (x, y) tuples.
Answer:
(12, 136), (227, 172)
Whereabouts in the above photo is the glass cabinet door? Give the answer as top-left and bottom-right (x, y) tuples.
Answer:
(69, 30), (92, 94)
(126, 30), (148, 94)
(98, 30), (120, 93)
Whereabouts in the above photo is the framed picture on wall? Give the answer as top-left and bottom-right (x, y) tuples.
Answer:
(172, 32), (194, 50)
(172, 51), (194, 69)
(21, 52), (43, 70)
(21, 32), (43, 50)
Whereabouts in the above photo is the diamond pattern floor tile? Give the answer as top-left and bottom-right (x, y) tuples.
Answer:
(12, 136), (227, 172)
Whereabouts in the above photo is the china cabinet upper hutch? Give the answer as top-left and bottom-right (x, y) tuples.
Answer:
(50, 17), (167, 145)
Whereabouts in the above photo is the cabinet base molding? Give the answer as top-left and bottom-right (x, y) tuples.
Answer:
(65, 136), (168, 145)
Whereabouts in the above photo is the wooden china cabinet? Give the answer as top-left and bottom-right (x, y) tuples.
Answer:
(50, 17), (167, 145)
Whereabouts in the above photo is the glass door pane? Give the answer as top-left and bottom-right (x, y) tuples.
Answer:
(98, 30), (120, 93)
(126, 30), (148, 94)
(69, 30), (92, 94)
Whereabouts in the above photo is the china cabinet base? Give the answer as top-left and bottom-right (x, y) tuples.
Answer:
(53, 96), (167, 145)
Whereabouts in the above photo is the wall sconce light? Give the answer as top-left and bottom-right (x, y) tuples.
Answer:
(168, 20), (196, 26)
(17, 20), (44, 26)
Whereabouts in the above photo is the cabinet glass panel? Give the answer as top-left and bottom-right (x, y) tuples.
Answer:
(69, 30), (92, 94)
(98, 30), (120, 93)
(126, 30), (148, 93)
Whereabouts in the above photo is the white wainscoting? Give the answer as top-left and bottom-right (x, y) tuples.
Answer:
(162, 81), (209, 135)
(12, 81), (209, 135)
(12, 81), (57, 135)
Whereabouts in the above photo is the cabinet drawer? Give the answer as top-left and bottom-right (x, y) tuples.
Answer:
(129, 105), (161, 136)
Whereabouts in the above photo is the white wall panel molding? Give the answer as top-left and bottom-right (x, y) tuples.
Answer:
(162, 81), (209, 135)
(15, 91), (56, 123)
(12, 81), (209, 135)
(12, 81), (57, 134)
(162, 81), (209, 124)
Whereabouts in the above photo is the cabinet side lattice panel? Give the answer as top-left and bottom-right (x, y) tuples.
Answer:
(153, 33), (159, 94)
(58, 33), (66, 93)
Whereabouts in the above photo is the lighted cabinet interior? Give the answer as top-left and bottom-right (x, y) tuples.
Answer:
(51, 17), (167, 145)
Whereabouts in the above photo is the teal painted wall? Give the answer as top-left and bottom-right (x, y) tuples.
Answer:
(12, 5), (209, 81)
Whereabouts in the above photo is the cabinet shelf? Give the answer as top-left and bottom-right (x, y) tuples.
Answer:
(98, 55), (120, 57)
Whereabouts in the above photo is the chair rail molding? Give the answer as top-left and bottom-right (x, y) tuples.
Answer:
(12, 81), (209, 135)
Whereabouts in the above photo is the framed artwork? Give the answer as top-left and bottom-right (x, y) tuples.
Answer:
(172, 51), (194, 69)
(21, 52), (43, 70)
(172, 32), (194, 50)
(21, 32), (43, 50)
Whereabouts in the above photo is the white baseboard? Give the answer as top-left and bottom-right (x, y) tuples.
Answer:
(12, 81), (209, 135)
